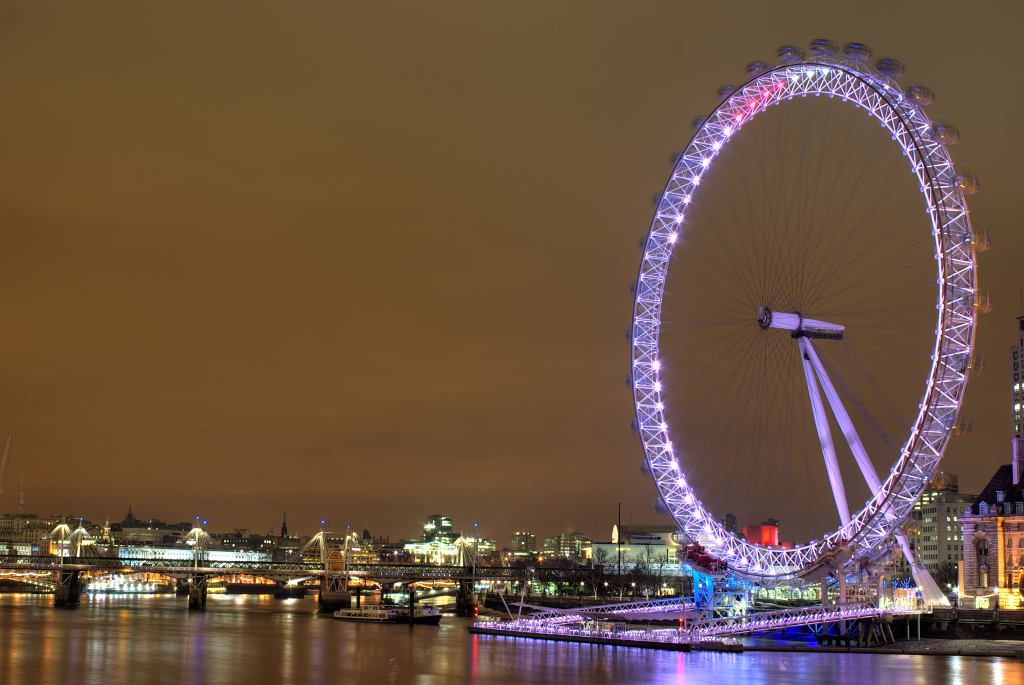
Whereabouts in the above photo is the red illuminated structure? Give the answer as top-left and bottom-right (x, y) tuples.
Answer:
(741, 521), (779, 547)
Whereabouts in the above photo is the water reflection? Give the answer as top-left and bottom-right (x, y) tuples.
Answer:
(0, 594), (1018, 684)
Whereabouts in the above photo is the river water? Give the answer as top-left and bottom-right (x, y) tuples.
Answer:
(0, 594), (1018, 684)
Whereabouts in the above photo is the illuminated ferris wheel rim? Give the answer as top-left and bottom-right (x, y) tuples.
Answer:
(630, 46), (978, 579)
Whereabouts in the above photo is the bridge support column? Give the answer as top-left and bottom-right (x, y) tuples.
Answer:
(54, 569), (82, 608)
(455, 579), (477, 617)
(188, 576), (208, 611)
(317, 573), (351, 614)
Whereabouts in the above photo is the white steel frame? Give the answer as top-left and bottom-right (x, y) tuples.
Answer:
(631, 56), (978, 579)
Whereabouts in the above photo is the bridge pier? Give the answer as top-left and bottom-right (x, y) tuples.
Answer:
(54, 569), (82, 608)
(317, 573), (351, 614)
(188, 576), (208, 611)
(455, 579), (477, 617)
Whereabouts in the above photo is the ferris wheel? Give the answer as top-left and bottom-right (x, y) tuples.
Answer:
(630, 40), (982, 583)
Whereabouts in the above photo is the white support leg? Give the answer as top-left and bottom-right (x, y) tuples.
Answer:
(798, 342), (851, 526)
(802, 338), (950, 607)
(801, 339), (882, 493)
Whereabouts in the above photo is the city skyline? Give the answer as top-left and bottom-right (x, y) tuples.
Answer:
(0, 3), (1021, 547)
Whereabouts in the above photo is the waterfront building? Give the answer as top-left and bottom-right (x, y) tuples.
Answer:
(959, 463), (1024, 608)
(720, 513), (738, 535)
(591, 524), (679, 572)
(119, 544), (271, 564)
(0, 513), (58, 547)
(960, 315), (1024, 608)
(510, 531), (536, 560)
(900, 472), (974, 579)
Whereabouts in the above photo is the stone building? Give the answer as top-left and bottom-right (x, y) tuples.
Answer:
(960, 459), (1024, 608)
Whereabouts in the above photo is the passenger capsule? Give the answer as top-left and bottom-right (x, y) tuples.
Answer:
(972, 229), (991, 252)
(717, 85), (736, 100)
(931, 123), (961, 145)
(691, 115), (708, 129)
(956, 173), (980, 195)
(843, 42), (873, 62)
(875, 57), (904, 78)
(809, 38), (837, 57)
(905, 84), (935, 107)
(777, 45), (804, 62)
(745, 61), (770, 77)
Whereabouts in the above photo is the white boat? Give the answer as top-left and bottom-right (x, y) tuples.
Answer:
(333, 604), (442, 625)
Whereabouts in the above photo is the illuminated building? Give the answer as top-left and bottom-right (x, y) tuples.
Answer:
(403, 515), (495, 564)
(421, 515), (457, 544)
(1011, 315), (1024, 470)
(510, 531), (536, 559)
(960, 316), (1024, 608)
(119, 544), (271, 564)
(0, 513), (58, 547)
(591, 524), (680, 573)
(540, 530), (591, 562)
(720, 513), (738, 535)
(960, 465), (1024, 608)
(900, 472), (974, 577)
(742, 520), (780, 547)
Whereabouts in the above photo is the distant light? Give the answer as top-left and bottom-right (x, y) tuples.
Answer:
(668, 233), (678, 244)
(701, 158), (710, 168)
(712, 141), (721, 151)
(653, 382), (662, 392)
(652, 359), (661, 371)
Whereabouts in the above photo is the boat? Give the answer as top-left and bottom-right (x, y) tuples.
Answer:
(333, 603), (442, 625)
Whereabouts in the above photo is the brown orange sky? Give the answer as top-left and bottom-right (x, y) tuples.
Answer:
(0, 1), (1020, 545)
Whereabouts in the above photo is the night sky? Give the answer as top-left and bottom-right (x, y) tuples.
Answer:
(0, 2), (1020, 546)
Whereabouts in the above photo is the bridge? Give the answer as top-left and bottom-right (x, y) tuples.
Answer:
(11, 522), (594, 612)
(0, 550), (594, 614)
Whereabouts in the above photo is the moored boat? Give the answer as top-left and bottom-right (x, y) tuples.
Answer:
(333, 604), (442, 625)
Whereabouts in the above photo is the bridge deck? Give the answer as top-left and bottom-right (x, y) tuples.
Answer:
(0, 555), (566, 581)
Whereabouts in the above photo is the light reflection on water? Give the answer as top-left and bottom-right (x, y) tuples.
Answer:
(0, 594), (1018, 685)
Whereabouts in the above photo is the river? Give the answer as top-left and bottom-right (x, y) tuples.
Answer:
(0, 594), (1018, 684)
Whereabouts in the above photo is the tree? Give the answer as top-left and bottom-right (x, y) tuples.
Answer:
(934, 561), (958, 590)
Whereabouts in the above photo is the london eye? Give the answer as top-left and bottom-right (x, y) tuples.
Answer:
(630, 40), (982, 588)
